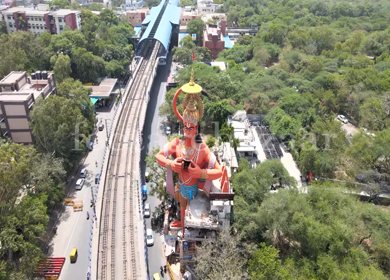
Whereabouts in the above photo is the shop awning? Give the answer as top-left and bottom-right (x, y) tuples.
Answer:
(90, 98), (99, 105)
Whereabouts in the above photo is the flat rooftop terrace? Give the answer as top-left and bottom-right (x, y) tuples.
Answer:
(0, 71), (25, 85)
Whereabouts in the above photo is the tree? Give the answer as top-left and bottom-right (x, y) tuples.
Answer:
(253, 186), (390, 277)
(17, 16), (26, 30)
(187, 19), (205, 46)
(50, 0), (70, 8)
(145, 147), (169, 202)
(99, 9), (119, 26)
(88, 3), (105, 11)
(372, 129), (390, 171)
(29, 96), (91, 167)
(105, 60), (125, 78)
(360, 98), (386, 131)
(236, 35), (253, 46)
(194, 229), (252, 279)
(0, 21), (7, 35)
(173, 47), (192, 65)
(51, 53), (71, 84)
(179, 0), (194, 7)
(249, 243), (290, 280)
(144, 0), (160, 8)
(112, 0), (125, 8)
(196, 46), (211, 62)
(253, 48), (270, 66)
(72, 47), (106, 82)
(180, 34), (196, 49)
(206, 136), (216, 148)
(265, 108), (301, 140)
(206, 99), (235, 125)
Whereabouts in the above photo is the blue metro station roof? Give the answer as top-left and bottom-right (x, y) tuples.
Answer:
(138, 0), (181, 54)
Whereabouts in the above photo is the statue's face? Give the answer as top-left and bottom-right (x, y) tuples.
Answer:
(183, 122), (197, 139)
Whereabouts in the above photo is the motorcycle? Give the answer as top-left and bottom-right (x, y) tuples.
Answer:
(160, 266), (164, 277)
(87, 211), (90, 220)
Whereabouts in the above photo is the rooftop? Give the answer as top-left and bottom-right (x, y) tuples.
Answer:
(210, 61), (226, 70)
(201, 13), (226, 21)
(87, 78), (117, 98)
(0, 71), (25, 85)
(185, 191), (219, 229)
(138, 0), (181, 54)
(52, 9), (80, 16)
(182, 10), (198, 17)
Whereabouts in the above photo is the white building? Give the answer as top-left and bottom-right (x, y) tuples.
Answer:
(197, 0), (222, 14)
(0, 6), (81, 34)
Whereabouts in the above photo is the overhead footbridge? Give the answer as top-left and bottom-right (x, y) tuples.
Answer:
(137, 0), (181, 65)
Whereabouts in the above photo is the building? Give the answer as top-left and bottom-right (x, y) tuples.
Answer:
(0, 71), (57, 144)
(197, 0), (222, 14)
(226, 26), (259, 40)
(51, 9), (82, 34)
(0, 6), (81, 34)
(180, 8), (198, 27)
(201, 12), (226, 23)
(86, 77), (117, 108)
(0, 5), (8, 20)
(203, 22), (226, 59)
(126, 8), (149, 27)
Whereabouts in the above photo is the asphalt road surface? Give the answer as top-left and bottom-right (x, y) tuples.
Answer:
(141, 53), (175, 279)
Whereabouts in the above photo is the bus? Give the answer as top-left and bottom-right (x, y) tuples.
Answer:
(166, 76), (178, 91)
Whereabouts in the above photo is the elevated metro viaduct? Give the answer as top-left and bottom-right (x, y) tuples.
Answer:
(136, 0), (181, 64)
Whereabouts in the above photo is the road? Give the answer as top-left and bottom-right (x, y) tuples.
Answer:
(342, 121), (358, 136)
(141, 52), (175, 279)
(50, 101), (118, 280)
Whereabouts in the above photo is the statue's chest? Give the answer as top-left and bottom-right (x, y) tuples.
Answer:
(177, 143), (203, 163)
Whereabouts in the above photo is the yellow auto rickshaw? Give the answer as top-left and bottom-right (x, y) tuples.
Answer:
(153, 273), (160, 280)
(70, 248), (78, 263)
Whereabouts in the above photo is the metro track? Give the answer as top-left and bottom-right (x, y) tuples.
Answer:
(97, 41), (160, 280)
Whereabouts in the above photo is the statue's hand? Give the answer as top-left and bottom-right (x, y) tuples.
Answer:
(188, 161), (202, 178)
(171, 157), (184, 174)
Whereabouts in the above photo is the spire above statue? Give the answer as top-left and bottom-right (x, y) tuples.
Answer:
(174, 68), (204, 126)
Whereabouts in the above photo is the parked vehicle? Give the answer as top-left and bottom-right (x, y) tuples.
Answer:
(145, 171), (150, 182)
(80, 168), (87, 178)
(144, 203), (150, 218)
(142, 185), (147, 201)
(337, 114), (348, 124)
(95, 173), (100, 184)
(75, 178), (85, 190)
(146, 228), (154, 246)
(165, 126), (171, 135)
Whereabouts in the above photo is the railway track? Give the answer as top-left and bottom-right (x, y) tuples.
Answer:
(98, 41), (159, 280)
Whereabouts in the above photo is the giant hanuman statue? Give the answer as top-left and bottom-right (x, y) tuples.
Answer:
(155, 69), (223, 234)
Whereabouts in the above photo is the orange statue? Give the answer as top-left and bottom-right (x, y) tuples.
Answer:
(156, 69), (223, 233)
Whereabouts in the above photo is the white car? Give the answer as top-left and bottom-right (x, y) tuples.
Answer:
(144, 203), (150, 218)
(337, 115), (348, 124)
(75, 178), (85, 190)
(146, 228), (154, 246)
(165, 126), (171, 135)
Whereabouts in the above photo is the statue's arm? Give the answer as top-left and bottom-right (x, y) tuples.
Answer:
(156, 138), (183, 173)
(203, 157), (222, 180)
